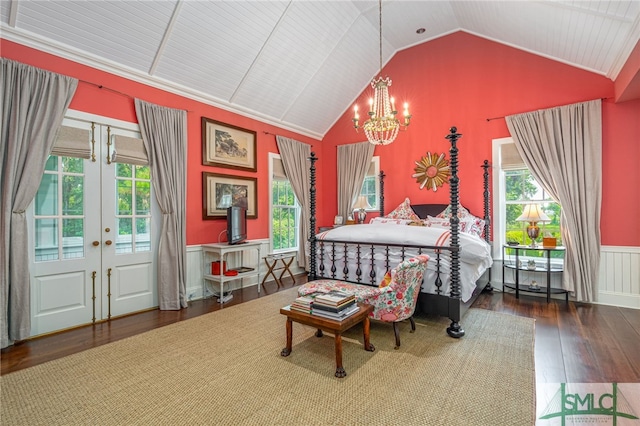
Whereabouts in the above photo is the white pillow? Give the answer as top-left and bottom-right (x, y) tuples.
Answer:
(369, 217), (414, 225)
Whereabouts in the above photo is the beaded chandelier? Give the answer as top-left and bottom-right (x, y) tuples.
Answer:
(352, 0), (411, 145)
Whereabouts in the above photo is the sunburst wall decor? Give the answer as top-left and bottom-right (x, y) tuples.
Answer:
(412, 152), (450, 191)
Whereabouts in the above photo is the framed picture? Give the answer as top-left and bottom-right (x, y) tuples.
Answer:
(202, 117), (257, 172)
(202, 172), (257, 219)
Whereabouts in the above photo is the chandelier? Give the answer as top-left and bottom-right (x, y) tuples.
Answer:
(353, 0), (411, 145)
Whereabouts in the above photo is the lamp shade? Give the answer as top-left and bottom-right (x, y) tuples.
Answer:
(516, 204), (550, 223)
(352, 195), (372, 210)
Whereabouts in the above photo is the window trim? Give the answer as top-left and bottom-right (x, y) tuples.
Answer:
(268, 152), (301, 254)
(493, 137), (562, 261)
(360, 156), (380, 212)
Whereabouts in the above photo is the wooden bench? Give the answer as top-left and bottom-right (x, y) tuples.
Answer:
(280, 303), (374, 378)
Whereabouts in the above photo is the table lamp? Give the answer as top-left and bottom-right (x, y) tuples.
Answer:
(352, 195), (372, 224)
(516, 204), (550, 247)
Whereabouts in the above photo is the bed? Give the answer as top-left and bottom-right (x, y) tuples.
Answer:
(307, 127), (493, 337)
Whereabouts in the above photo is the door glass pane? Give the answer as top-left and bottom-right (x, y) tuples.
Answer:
(116, 218), (133, 254)
(135, 165), (150, 179)
(35, 218), (58, 261)
(44, 156), (58, 171)
(62, 218), (84, 259)
(135, 181), (150, 215)
(117, 180), (132, 215)
(117, 163), (132, 178)
(62, 176), (84, 215)
(135, 218), (151, 252)
(35, 174), (58, 216)
(62, 157), (83, 173)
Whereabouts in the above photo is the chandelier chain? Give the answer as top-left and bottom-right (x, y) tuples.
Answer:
(379, 0), (383, 73)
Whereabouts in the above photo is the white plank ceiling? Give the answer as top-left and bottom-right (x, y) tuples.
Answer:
(2, 0), (639, 139)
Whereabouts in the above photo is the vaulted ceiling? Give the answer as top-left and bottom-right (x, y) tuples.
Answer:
(2, 1), (639, 139)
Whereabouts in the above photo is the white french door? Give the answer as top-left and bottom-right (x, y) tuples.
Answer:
(28, 111), (159, 337)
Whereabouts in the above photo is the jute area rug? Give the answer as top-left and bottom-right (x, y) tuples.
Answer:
(1, 287), (535, 425)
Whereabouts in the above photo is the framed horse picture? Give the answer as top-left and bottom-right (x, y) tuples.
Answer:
(202, 117), (257, 172)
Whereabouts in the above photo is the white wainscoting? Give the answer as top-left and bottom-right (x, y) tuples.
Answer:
(597, 245), (640, 309)
(493, 245), (640, 309)
(186, 241), (304, 301)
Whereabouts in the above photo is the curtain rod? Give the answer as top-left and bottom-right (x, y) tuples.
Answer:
(80, 79), (133, 99)
(79, 79), (193, 112)
(263, 132), (314, 149)
(486, 97), (610, 122)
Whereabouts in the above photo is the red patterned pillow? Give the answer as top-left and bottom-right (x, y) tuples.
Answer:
(386, 198), (421, 221)
(463, 216), (486, 238)
(426, 215), (486, 238)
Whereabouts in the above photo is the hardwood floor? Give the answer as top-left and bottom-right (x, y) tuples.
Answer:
(2, 276), (640, 385)
(473, 288), (640, 384)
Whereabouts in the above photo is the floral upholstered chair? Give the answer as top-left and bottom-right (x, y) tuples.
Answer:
(298, 254), (429, 349)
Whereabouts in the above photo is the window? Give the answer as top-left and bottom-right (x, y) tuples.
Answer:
(504, 169), (561, 245)
(269, 154), (300, 252)
(359, 156), (380, 211)
(493, 138), (562, 259)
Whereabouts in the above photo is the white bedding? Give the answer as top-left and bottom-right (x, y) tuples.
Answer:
(315, 224), (492, 302)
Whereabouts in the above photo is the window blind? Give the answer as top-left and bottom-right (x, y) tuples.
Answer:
(112, 134), (149, 165)
(51, 125), (91, 159)
(273, 157), (287, 181)
(500, 142), (526, 170)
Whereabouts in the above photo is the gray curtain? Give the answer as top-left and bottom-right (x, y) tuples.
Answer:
(1, 59), (78, 348)
(134, 99), (188, 310)
(337, 142), (375, 220)
(276, 136), (311, 269)
(506, 99), (602, 302)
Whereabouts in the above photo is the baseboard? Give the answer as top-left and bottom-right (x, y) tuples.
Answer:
(596, 291), (640, 309)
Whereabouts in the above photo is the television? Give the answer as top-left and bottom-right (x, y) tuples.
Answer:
(226, 206), (247, 245)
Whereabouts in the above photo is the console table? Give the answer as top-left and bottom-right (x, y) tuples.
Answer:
(202, 241), (261, 305)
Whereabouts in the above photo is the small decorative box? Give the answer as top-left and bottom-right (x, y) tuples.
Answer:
(212, 261), (227, 275)
(543, 237), (557, 248)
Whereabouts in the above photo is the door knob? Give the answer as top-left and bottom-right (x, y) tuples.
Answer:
(92, 241), (100, 246)
(105, 240), (113, 246)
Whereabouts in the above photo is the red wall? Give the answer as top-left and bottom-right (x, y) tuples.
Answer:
(1, 39), (320, 246)
(321, 32), (640, 247)
(3, 32), (638, 247)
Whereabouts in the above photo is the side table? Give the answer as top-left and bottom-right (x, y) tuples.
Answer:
(202, 241), (262, 305)
(261, 253), (296, 288)
(502, 244), (568, 303)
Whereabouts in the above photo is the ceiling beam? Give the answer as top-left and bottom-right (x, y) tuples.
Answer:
(149, 0), (184, 76)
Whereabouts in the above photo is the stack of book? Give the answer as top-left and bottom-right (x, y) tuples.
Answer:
(312, 290), (359, 320)
(290, 295), (315, 314)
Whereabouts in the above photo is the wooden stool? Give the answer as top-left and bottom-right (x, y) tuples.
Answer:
(261, 253), (296, 287)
